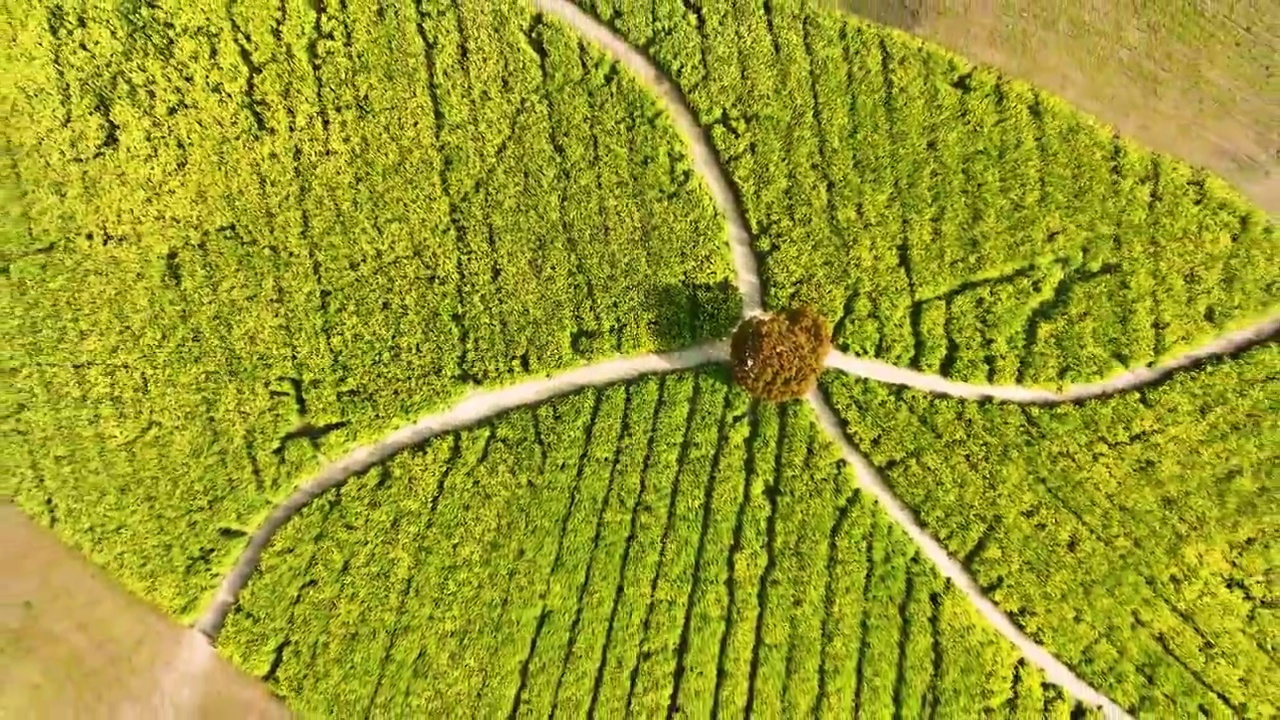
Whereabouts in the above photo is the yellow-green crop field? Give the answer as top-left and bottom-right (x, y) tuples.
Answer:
(3, 0), (1276, 717)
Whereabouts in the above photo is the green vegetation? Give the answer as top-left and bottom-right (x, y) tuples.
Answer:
(218, 372), (1082, 716)
(2, 0), (736, 616)
(5, 0), (1278, 716)
(823, 342), (1280, 716)
(580, 0), (1277, 386)
(731, 307), (831, 401)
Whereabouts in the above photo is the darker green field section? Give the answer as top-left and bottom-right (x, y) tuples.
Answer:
(824, 343), (1280, 716)
(2, 0), (735, 616)
(219, 372), (1080, 717)
(579, 0), (1278, 385)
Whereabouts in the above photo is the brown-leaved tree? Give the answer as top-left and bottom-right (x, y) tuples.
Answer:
(730, 307), (832, 402)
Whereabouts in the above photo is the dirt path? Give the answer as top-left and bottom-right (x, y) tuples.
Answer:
(807, 392), (1129, 719)
(826, 312), (1279, 403)
(194, 340), (727, 640)
(532, 0), (762, 317)
(531, 2), (1131, 715)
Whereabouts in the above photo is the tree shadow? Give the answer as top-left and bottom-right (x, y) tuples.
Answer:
(649, 280), (741, 350)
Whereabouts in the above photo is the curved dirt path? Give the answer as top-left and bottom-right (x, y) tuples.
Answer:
(826, 311), (1279, 403)
(194, 341), (727, 640)
(532, 0), (762, 317)
(808, 390), (1129, 719)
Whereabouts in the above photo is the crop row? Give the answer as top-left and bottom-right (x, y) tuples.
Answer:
(578, 0), (1277, 385)
(822, 341), (1280, 716)
(3, 0), (736, 616)
(219, 371), (1088, 716)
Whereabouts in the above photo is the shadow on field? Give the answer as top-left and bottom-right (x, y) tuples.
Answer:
(649, 281), (741, 350)
(827, 0), (934, 31)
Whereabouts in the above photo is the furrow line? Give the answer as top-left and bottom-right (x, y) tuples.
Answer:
(585, 377), (666, 718)
(709, 400), (761, 719)
(507, 393), (601, 720)
(851, 507), (875, 717)
(743, 404), (787, 715)
(547, 383), (634, 716)
(623, 373), (705, 713)
(924, 588), (942, 720)
(890, 560), (915, 720)
(666, 389), (734, 717)
(814, 488), (847, 714)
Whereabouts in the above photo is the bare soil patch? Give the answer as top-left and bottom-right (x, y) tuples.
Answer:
(1, 505), (287, 719)
(833, 0), (1280, 214)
